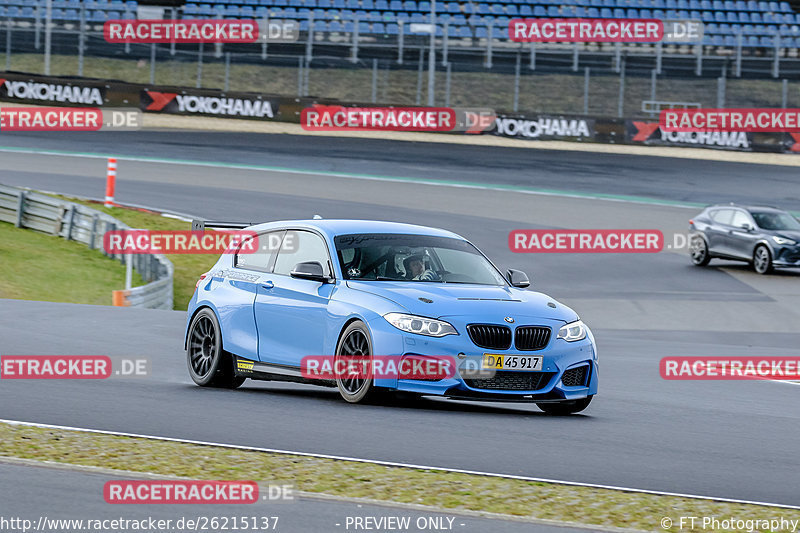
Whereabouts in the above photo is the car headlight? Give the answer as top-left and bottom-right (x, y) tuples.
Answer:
(772, 236), (797, 246)
(557, 320), (587, 342)
(383, 313), (457, 337)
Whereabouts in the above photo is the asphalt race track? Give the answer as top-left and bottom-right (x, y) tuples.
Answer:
(1, 131), (799, 510)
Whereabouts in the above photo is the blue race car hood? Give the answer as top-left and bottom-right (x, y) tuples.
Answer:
(345, 281), (578, 323)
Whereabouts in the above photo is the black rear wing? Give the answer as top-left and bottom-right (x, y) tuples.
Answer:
(191, 220), (257, 231)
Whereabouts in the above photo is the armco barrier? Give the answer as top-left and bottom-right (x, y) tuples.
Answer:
(2, 69), (799, 153)
(0, 183), (174, 310)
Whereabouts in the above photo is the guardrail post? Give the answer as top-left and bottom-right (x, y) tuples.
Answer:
(224, 52), (231, 92)
(65, 205), (75, 241)
(305, 14), (313, 63)
(88, 214), (98, 249)
(15, 190), (26, 228)
(717, 75), (726, 107)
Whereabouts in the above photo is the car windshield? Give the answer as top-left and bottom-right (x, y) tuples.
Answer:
(751, 211), (800, 231)
(334, 233), (507, 285)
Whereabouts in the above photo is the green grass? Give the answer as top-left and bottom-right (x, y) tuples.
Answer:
(0, 221), (144, 305)
(2, 421), (799, 532)
(49, 196), (219, 311)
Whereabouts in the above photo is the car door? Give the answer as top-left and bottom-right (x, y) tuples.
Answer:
(724, 209), (759, 259)
(210, 230), (283, 361)
(706, 208), (734, 255)
(255, 229), (335, 367)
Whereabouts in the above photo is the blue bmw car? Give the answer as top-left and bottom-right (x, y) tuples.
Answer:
(185, 219), (598, 414)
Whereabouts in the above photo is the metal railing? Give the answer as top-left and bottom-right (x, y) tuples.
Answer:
(0, 183), (174, 309)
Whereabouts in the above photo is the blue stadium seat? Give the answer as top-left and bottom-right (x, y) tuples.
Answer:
(701, 10), (712, 20)
(666, 0), (677, 8)
(739, 11), (750, 21)
(780, 0), (790, 11)
(757, 1), (768, 10)
(419, 0), (430, 11)
(666, 9), (678, 17)
(530, 5), (542, 15)
(20, 5), (33, 16)
(613, 7), (624, 16)
(506, 4), (518, 15)
(735, 0), (746, 8)
(363, 0), (374, 8)
(329, 19), (342, 30)
(653, 9), (665, 17)
(547, 5), (558, 15)
(751, 11), (762, 21)
(600, 7), (611, 16)
(587, 7), (599, 16)
(678, 0), (689, 8)
(358, 21), (370, 32)
(91, 9), (106, 20)
(313, 19), (326, 30)
(690, 9), (702, 18)
(385, 21), (398, 33)
(760, 35), (774, 45)
(724, 35), (736, 44)
(373, 21), (384, 32)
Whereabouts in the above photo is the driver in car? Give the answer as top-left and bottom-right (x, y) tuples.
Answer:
(405, 254), (437, 281)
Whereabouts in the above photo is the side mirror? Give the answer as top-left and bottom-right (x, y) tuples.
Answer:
(290, 261), (330, 283)
(506, 269), (530, 288)
(739, 223), (754, 232)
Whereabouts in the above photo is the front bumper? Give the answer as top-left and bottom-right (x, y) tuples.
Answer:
(365, 315), (598, 402)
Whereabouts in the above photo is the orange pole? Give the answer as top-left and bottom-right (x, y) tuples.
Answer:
(104, 158), (117, 208)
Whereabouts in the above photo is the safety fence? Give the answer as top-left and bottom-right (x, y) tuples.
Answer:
(0, 183), (174, 309)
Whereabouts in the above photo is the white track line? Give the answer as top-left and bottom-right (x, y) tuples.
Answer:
(2, 418), (798, 510)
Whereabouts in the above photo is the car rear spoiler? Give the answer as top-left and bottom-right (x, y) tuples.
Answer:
(191, 220), (257, 231)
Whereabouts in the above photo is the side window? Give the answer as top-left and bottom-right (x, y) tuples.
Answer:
(273, 230), (332, 277)
(710, 209), (735, 225)
(235, 230), (283, 272)
(730, 211), (752, 228)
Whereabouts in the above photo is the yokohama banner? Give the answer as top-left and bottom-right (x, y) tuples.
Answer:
(140, 88), (281, 120)
(491, 113), (596, 141)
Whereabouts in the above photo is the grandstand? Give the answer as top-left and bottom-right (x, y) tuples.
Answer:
(1, 0), (800, 49)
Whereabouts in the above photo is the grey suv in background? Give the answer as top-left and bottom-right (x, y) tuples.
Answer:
(689, 204), (800, 274)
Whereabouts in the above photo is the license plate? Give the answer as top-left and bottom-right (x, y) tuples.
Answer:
(482, 354), (543, 371)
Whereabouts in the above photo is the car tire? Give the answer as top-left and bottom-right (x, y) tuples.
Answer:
(187, 308), (245, 389)
(753, 244), (773, 275)
(537, 396), (592, 415)
(334, 321), (377, 403)
(690, 236), (711, 266)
